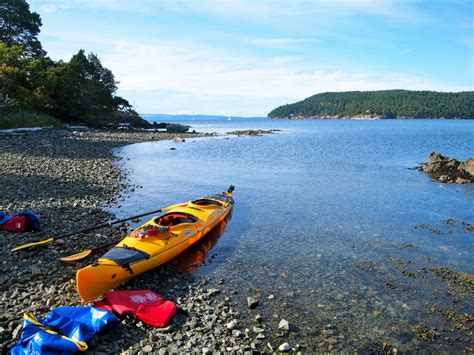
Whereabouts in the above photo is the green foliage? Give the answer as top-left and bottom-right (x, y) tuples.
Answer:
(49, 50), (118, 121)
(268, 90), (474, 119)
(0, 109), (61, 129)
(0, 43), (54, 110)
(0, 0), (145, 128)
(0, 0), (44, 57)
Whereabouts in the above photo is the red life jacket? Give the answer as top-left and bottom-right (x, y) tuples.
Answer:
(135, 301), (177, 328)
(0, 216), (28, 232)
(98, 290), (165, 315)
(94, 290), (177, 328)
(94, 300), (115, 313)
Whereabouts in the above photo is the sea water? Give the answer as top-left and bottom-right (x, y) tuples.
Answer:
(114, 117), (473, 351)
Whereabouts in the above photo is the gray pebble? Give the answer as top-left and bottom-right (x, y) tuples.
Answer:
(247, 296), (259, 309)
(278, 343), (291, 352)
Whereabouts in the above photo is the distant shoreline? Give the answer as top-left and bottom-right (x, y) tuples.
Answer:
(269, 115), (473, 120)
(268, 90), (474, 120)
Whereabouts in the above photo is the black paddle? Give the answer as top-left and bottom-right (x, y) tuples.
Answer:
(11, 207), (167, 252)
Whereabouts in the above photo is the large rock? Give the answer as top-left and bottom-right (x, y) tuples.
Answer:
(227, 129), (279, 136)
(166, 124), (190, 133)
(420, 152), (474, 184)
(463, 157), (474, 176)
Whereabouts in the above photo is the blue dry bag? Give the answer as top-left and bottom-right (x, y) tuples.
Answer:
(11, 306), (117, 354)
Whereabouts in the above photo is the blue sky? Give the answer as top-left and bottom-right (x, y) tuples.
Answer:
(29, 0), (473, 116)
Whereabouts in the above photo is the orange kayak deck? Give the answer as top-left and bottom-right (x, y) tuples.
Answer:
(76, 189), (234, 302)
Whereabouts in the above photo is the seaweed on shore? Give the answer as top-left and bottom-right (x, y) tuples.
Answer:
(415, 223), (452, 235)
(386, 257), (474, 349)
(411, 324), (439, 342)
(443, 218), (474, 233)
(415, 218), (474, 236)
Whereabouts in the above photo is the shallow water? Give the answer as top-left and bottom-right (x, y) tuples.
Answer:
(114, 118), (473, 351)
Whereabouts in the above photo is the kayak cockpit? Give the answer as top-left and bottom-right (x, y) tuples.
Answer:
(192, 198), (223, 207)
(154, 212), (198, 227)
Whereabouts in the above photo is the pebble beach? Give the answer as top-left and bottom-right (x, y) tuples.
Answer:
(1, 127), (472, 354)
(0, 129), (277, 354)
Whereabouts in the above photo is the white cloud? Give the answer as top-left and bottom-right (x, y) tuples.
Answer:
(41, 31), (471, 115)
(32, 0), (154, 13)
(399, 48), (416, 55)
(40, 4), (57, 13)
(34, 0), (471, 116)
(84, 38), (467, 115)
(32, 0), (429, 23)
(243, 37), (323, 48)
(160, 0), (430, 24)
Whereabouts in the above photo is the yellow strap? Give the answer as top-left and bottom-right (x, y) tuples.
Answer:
(23, 313), (88, 352)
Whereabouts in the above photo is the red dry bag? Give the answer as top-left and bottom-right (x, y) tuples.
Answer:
(0, 216), (28, 232)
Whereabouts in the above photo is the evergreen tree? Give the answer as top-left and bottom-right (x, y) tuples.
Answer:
(50, 50), (118, 121)
(0, 0), (45, 57)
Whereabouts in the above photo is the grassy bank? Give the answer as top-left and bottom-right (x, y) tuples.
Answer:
(0, 110), (62, 129)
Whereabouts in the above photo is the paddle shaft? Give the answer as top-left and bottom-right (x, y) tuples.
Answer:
(53, 208), (164, 242)
(11, 208), (165, 252)
(60, 227), (179, 261)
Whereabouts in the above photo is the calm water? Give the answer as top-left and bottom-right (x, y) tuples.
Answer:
(114, 118), (473, 351)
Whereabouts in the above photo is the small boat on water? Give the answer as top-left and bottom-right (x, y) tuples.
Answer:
(227, 116), (232, 121)
(76, 186), (235, 302)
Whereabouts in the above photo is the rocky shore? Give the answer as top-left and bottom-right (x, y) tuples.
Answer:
(419, 152), (474, 184)
(227, 129), (281, 136)
(0, 129), (299, 354)
(2, 129), (472, 353)
(270, 114), (383, 120)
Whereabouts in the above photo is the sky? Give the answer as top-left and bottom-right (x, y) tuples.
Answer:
(28, 0), (474, 116)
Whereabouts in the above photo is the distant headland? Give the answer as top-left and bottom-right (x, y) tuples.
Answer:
(268, 90), (474, 119)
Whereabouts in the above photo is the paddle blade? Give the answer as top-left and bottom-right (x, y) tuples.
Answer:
(11, 237), (55, 252)
(59, 249), (92, 263)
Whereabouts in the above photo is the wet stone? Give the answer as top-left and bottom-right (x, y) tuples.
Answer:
(247, 296), (259, 309)
(253, 326), (265, 334)
(278, 319), (290, 332)
(142, 345), (153, 352)
(278, 343), (291, 352)
(226, 319), (238, 330)
(206, 288), (220, 296)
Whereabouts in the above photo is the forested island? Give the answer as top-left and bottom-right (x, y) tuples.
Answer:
(0, 0), (150, 129)
(268, 90), (474, 119)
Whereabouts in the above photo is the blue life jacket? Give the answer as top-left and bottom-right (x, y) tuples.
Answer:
(11, 307), (117, 354)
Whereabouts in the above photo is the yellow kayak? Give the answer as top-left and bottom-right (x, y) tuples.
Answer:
(76, 186), (235, 302)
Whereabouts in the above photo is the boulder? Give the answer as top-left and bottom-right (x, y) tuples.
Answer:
(420, 152), (473, 184)
(464, 158), (474, 176)
(456, 177), (469, 184)
(166, 124), (190, 133)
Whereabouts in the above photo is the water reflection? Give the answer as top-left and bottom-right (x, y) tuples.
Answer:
(170, 211), (233, 275)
